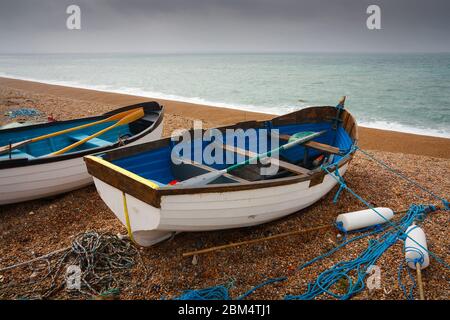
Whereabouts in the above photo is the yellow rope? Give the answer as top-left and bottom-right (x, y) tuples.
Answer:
(122, 192), (134, 242)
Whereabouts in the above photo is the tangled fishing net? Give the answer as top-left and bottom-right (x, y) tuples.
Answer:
(0, 231), (147, 299)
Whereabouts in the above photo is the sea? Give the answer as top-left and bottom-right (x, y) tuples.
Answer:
(0, 53), (449, 138)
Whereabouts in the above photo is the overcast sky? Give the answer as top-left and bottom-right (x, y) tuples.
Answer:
(0, 0), (449, 53)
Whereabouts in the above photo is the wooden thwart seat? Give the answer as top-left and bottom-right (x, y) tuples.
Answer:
(275, 133), (341, 155)
(219, 143), (312, 177)
(68, 133), (111, 148)
(174, 156), (249, 183)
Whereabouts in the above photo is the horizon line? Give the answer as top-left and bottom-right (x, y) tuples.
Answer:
(1, 50), (450, 55)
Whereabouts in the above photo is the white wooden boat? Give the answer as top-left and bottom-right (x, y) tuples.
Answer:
(0, 102), (164, 205)
(84, 104), (358, 246)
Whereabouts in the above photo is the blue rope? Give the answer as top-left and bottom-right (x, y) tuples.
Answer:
(285, 147), (448, 300)
(404, 246), (426, 266)
(324, 165), (450, 269)
(398, 260), (417, 300)
(332, 168), (346, 203)
(322, 150), (450, 268)
(172, 146), (448, 301)
(355, 146), (448, 205)
(173, 285), (231, 300)
(285, 204), (431, 300)
(237, 277), (287, 300)
(172, 276), (287, 300)
(297, 225), (386, 273)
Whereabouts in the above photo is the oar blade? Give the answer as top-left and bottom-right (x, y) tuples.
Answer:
(282, 130), (326, 150)
(117, 108), (145, 125)
(106, 108), (142, 122)
(287, 131), (315, 143)
(50, 108), (145, 156)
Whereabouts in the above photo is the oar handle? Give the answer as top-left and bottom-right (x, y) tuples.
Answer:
(33, 108), (137, 143)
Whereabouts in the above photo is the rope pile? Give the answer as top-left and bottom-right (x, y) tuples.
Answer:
(0, 231), (146, 299)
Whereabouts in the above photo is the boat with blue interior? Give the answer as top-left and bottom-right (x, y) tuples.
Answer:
(84, 99), (357, 246)
(0, 101), (164, 205)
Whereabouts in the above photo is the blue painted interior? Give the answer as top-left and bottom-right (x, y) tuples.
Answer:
(109, 121), (355, 185)
(113, 147), (174, 184)
(0, 118), (132, 160)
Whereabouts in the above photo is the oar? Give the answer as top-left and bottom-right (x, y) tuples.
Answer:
(183, 224), (333, 257)
(0, 108), (140, 155)
(177, 130), (326, 187)
(48, 108), (145, 156)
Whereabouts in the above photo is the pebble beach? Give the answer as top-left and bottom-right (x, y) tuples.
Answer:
(0, 77), (449, 300)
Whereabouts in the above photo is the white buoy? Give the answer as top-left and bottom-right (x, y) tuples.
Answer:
(336, 207), (394, 232)
(404, 224), (428, 300)
(405, 225), (429, 270)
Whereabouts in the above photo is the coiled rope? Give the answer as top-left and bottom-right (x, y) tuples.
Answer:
(0, 231), (147, 299)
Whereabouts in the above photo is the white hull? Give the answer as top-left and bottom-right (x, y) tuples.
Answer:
(93, 164), (348, 246)
(0, 122), (163, 205)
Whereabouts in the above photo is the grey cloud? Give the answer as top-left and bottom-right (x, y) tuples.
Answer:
(0, 0), (449, 53)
